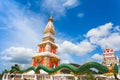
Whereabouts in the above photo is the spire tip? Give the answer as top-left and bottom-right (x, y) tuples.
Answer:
(48, 12), (53, 22)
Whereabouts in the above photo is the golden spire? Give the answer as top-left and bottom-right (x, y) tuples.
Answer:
(44, 13), (55, 35)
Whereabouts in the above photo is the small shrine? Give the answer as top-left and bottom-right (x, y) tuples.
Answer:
(103, 48), (118, 66)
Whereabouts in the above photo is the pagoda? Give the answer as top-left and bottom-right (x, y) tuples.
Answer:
(31, 15), (60, 69)
(103, 48), (118, 66)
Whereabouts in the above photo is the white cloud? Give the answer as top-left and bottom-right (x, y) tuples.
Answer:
(1, 47), (35, 68)
(86, 23), (113, 44)
(58, 40), (96, 56)
(41, 0), (79, 15)
(59, 53), (75, 64)
(91, 54), (103, 61)
(86, 22), (120, 51)
(114, 26), (120, 32)
(98, 33), (120, 50)
(63, 0), (79, 8)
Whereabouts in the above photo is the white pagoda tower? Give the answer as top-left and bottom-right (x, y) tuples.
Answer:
(31, 15), (60, 70)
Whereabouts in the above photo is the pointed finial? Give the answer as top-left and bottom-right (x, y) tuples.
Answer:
(48, 12), (53, 22)
(50, 11), (52, 18)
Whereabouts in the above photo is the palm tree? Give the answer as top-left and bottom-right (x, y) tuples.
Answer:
(10, 64), (21, 79)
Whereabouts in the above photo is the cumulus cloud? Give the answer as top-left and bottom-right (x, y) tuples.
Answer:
(58, 40), (96, 56)
(86, 23), (113, 44)
(86, 22), (120, 51)
(98, 33), (120, 50)
(1, 47), (35, 67)
(91, 54), (103, 61)
(59, 53), (75, 64)
(114, 26), (120, 32)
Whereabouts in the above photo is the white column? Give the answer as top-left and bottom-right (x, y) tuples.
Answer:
(34, 74), (37, 80)
(5, 74), (8, 80)
(50, 75), (53, 80)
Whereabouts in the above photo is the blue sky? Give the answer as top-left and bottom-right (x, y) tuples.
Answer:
(0, 0), (120, 73)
